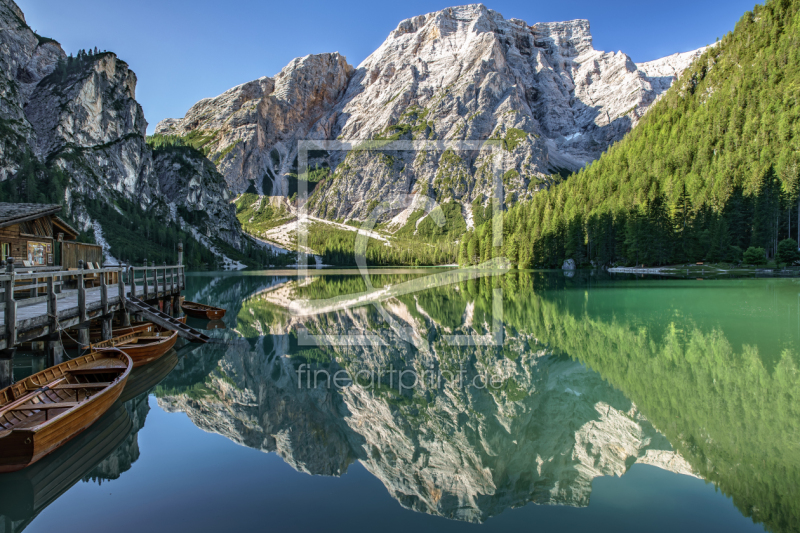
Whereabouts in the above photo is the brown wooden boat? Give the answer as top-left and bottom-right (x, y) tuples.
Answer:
(90, 329), (178, 368)
(0, 352), (132, 473)
(182, 300), (226, 320)
(0, 401), (132, 528)
(61, 322), (156, 349)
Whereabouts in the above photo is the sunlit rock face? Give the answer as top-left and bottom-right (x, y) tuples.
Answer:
(156, 53), (354, 195)
(159, 4), (704, 222)
(158, 284), (694, 523)
(0, 0), (243, 252)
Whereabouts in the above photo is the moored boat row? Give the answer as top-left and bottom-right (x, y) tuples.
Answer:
(0, 301), (224, 473)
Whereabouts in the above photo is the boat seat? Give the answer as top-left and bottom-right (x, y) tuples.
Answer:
(8, 402), (80, 411)
(68, 368), (124, 375)
(54, 383), (111, 389)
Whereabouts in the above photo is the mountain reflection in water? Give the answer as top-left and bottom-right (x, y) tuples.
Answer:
(156, 271), (799, 531)
(1, 271), (796, 533)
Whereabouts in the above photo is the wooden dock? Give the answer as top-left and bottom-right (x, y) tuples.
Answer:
(1, 262), (186, 351)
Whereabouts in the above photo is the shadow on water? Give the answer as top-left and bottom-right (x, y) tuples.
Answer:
(0, 341), (204, 533)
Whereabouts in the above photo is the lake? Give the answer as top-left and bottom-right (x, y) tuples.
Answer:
(2, 269), (798, 533)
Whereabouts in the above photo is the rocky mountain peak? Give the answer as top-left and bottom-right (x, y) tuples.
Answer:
(0, 0), (248, 265)
(157, 4), (709, 226)
(156, 51), (354, 194)
(531, 19), (593, 58)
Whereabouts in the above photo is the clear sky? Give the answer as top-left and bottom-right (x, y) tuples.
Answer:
(16, 0), (758, 133)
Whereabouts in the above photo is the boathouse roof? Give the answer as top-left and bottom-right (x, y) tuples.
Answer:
(0, 203), (63, 229)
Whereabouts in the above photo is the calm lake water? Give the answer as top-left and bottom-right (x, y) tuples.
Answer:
(2, 269), (798, 533)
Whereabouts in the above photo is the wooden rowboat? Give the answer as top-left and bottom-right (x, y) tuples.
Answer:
(61, 322), (156, 349)
(0, 401), (132, 527)
(0, 352), (132, 473)
(90, 329), (178, 368)
(182, 300), (226, 320)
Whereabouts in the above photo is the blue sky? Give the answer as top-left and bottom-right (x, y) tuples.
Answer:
(16, 0), (758, 133)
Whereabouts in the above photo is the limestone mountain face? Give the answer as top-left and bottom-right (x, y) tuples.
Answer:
(156, 53), (354, 195)
(0, 0), (65, 180)
(25, 52), (161, 210)
(160, 4), (705, 225)
(153, 148), (242, 249)
(0, 0), (244, 256)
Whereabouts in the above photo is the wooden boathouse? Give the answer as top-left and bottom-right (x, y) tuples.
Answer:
(0, 202), (204, 387)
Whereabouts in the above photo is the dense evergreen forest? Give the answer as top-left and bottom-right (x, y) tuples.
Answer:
(460, 0), (800, 268)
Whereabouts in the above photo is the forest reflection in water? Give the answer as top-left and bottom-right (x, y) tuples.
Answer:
(162, 270), (800, 531)
(1, 270), (797, 533)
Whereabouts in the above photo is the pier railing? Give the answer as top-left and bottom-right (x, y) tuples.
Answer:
(1, 257), (185, 350)
(128, 263), (186, 300)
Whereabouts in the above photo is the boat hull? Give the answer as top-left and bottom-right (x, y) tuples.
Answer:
(95, 331), (178, 368)
(0, 354), (131, 473)
(61, 322), (155, 348)
(182, 301), (226, 320)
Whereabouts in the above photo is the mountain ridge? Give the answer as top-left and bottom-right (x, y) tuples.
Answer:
(157, 4), (707, 235)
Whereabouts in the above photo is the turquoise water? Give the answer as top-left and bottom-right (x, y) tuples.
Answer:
(3, 269), (798, 532)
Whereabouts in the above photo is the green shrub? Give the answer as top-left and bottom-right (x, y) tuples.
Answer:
(743, 246), (767, 265)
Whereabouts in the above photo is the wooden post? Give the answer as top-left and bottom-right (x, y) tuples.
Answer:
(78, 326), (90, 349)
(129, 264), (136, 298)
(165, 296), (173, 316)
(77, 260), (86, 323)
(119, 264), (130, 326)
(0, 348), (15, 388)
(100, 270), (111, 340)
(5, 258), (17, 348)
(101, 267), (109, 316)
(143, 260), (149, 300)
(177, 242), (184, 290)
(46, 334), (64, 367)
(47, 274), (58, 337)
(152, 262), (158, 298)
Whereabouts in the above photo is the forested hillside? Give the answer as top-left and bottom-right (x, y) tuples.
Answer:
(460, 0), (800, 268)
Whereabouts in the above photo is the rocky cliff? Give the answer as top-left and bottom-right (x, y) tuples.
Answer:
(156, 53), (353, 195)
(0, 0), (244, 261)
(159, 4), (706, 226)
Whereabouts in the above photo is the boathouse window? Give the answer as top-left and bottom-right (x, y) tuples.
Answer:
(0, 242), (8, 262)
(27, 241), (48, 266)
